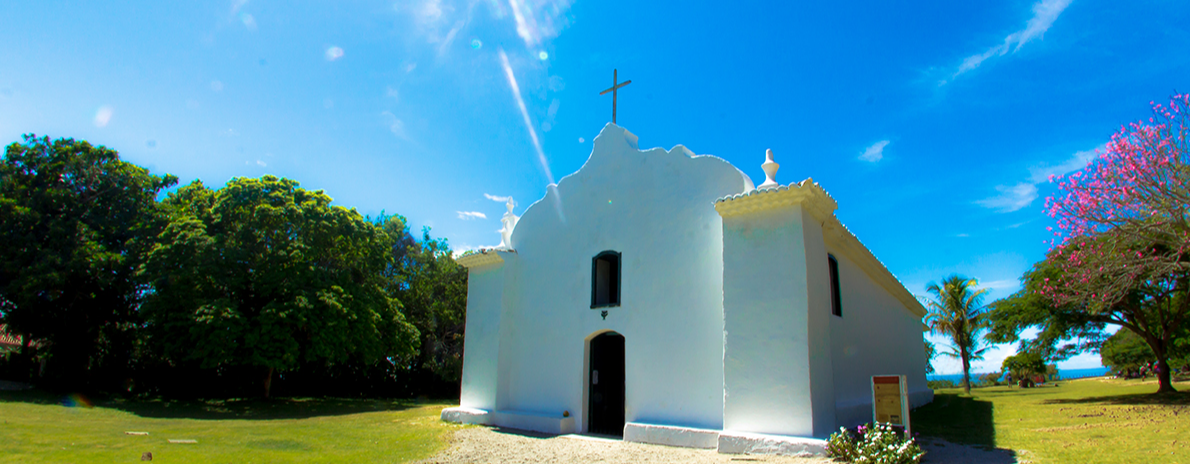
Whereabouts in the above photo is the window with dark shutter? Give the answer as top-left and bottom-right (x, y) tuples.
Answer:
(592, 251), (621, 308)
(828, 254), (842, 317)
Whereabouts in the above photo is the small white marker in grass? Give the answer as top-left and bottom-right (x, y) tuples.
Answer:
(167, 439), (197, 444)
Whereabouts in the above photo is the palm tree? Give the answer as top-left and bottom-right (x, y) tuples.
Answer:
(924, 275), (990, 394)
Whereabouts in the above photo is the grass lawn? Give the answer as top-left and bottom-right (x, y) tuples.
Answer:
(0, 389), (461, 463)
(912, 376), (1190, 463)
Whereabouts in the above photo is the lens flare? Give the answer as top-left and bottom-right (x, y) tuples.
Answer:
(61, 393), (93, 408)
(538, 51), (548, 60)
(471, 39), (483, 49)
(325, 46), (344, 61)
(93, 106), (113, 128)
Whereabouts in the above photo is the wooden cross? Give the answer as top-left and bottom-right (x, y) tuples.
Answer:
(599, 69), (632, 124)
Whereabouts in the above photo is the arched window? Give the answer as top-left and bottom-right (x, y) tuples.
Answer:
(591, 251), (621, 308)
(828, 254), (842, 317)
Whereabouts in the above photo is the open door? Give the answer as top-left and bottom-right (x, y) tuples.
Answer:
(587, 332), (625, 436)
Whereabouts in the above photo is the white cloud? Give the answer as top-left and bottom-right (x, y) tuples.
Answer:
(380, 111), (408, 139)
(256, 160), (267, 167)
(210, 80), (224, 92)
(978, 144), (1101, 213)
(859, 140), (890, 162)
(976, 182), (1038, 213)
(457, 211), (487, 220)
(385, 86), (399, 102)
(950, 0), (1073, 80)
(484, 193), (511, 202)
(1027, 144), (1102, 183)
(93, 106), (113, 128)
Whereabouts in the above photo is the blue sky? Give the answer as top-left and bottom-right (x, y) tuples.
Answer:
(2, 0), (1187, 374)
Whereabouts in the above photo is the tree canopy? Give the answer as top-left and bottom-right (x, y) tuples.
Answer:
(0, 135), (176, 383)
(990, 94), (1190, 393)
(924, 275), (989, 394)
(141, 176), (419, 397)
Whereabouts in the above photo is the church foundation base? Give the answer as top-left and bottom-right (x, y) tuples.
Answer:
(623, 422), (719, 449)
(717, 431), (827, 456)
(440, 407), (576, 435)
(492, 410), (576, 435)
(441, 407), (492, 425)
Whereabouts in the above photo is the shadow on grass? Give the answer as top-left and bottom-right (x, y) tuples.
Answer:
(1042, 390), (1190, 406)
(912, 393), (1017, 464)
(0, 388), (443, 420)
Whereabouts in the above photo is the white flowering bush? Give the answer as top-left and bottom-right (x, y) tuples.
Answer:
(826, 422), (925, 464)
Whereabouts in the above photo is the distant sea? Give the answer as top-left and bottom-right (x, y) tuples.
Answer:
(927, 366), (1110, 384)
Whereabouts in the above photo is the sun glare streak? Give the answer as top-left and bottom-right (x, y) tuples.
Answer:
(498, 48), (553, 184)
(499, 48), (565, 223)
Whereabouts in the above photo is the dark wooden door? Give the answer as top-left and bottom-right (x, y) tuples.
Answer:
(588, 332), (625, 436)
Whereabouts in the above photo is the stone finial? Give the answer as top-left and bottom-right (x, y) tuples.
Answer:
(499, 197), (519, 249)
(758, 148), (779, 189)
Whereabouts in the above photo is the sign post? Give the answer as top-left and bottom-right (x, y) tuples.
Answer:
(871, 375), (910, 436)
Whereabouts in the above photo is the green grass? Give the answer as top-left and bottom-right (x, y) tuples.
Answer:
(0, 389), (461, 463)
(912, 376), (1190, 463)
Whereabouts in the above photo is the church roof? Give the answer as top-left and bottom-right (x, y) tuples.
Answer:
(0, 324), (26, 349)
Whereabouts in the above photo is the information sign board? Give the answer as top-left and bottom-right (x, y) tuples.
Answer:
(871, 375), (910, 435)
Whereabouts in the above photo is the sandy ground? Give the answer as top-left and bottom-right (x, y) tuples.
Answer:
(422, 426), (830, 464)
(422, 425), (1023, 464)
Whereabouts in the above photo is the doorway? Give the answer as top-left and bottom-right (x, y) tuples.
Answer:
(587, 331), (625, 436)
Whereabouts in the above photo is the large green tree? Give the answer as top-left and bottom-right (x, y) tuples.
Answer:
(0, 135), (176, 382)
(142, 176), (418, 397)
(377, 216), (467, 393)
(924, 275), (990, 394)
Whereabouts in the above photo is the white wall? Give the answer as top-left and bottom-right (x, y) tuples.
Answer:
(721, 201), (839, 438)
(490, 123), (752, 432)
(826, 249), (931, 428)
(459, 262), (505, 410)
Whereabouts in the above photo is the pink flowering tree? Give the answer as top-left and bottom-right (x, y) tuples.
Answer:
(1038, 94), (1190, 393)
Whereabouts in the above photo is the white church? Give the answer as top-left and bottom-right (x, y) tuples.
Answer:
(442, 124), (932, 455)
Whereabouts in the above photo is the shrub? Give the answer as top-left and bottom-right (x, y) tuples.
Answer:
(827, 422), (926, 464)
(927, 379), (956, 390)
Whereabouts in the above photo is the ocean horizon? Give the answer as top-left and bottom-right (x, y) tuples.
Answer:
(927, 366), (1110, 384)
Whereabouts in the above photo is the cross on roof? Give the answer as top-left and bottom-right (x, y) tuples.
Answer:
(599, 69), (631, 124)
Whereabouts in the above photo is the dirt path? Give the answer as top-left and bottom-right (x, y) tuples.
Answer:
(422, 426), (830, 464)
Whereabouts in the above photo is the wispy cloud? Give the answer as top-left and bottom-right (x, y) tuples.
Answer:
(977, 183), (1038, 213)
(977, 144), (1100, 213)
(484, 193), (511, 202)
(385, 86), (399, 102)
(506, 0), (574, 49)
(437, 20), (464, 56)
(380, 111), (408, 139)
(457, 211), (487, 220)
(1027, 144), (1101, 183)
(239, 13), (257, 31)
(859, 140), (890, 162)
(946, 0), (1073, 82)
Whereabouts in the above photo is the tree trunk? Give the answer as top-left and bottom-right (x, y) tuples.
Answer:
(1156, 358), (1175, 393)
(263, 367), (274, 399)
(1146, 336), (1176, 394)
(961, 349), (972, 394)
(20, 333), (32, 381)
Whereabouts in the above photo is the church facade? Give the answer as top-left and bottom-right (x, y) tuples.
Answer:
(443, 124), (931, 454)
